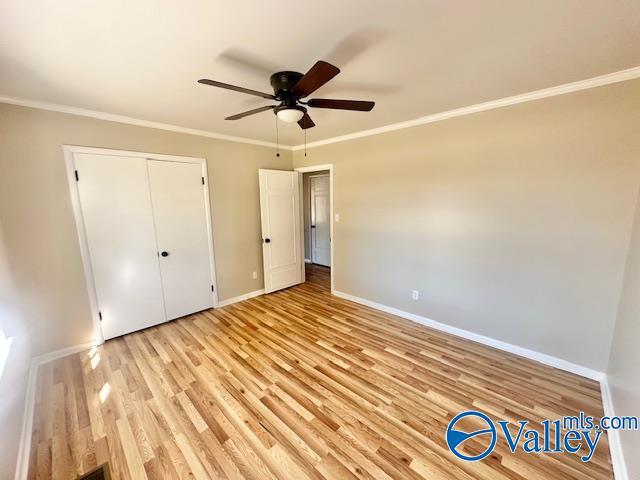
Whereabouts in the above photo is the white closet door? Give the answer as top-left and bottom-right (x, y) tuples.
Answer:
(148, 160), (214, 319)
(310, 175), (331, 267)
(259, 169), (302, 293)
(75, 153), (166, 340)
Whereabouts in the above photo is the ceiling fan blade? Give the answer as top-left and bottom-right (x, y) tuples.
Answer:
(225, 105), (275, 120)
(307, 98), (374, 111)
(292, 61), (340, 97)
(298, 112), (315, 129)
(198, 79), (275, 99)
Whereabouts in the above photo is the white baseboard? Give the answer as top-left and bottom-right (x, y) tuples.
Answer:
(217, 289), (265, 308)
(31, 339), (98, 366)
(14, 339), (99, 480)
(601, 378), (629, 480)
(14, 359), (38, 480)
(332, 290), (605, 382)
(304, 258), (312, 264)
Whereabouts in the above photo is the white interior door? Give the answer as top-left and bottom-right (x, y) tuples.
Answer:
(259, 169), (302, 293)
(74, 153), (166, 339)
(147, 160), (214, 319)
(310, 175), (331, 267)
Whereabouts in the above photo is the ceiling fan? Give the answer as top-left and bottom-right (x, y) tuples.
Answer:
(197, 60), (374, 129)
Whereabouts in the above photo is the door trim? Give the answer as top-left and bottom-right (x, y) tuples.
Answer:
(63, 145), (219, 345)
(294, 164), (334, 293)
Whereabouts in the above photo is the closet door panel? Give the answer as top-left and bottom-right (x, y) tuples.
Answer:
(74, 153), (166, 339)
(147, 160), (214, 319)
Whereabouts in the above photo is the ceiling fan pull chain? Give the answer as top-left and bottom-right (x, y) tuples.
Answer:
(304, 129), (307, 157)
(275, 116), (280, 157)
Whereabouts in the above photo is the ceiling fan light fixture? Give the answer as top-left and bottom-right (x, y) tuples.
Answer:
(276, 107), (305, 123)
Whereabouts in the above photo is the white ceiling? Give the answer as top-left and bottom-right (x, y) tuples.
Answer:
(1, 0), (639, 146)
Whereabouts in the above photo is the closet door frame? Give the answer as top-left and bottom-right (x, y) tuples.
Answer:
(63, 145), (219, 345)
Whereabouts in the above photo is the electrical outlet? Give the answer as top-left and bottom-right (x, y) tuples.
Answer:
(252, 271), (258, 279)
(412, 290), (420, 300)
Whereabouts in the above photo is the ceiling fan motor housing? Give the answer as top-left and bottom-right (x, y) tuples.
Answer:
(270, 71), (304, 97)
(270, 71), (306, 116)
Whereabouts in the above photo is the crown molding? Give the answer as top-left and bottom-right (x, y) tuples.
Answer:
(291, 65), (640, 150)
(3, 65), (639, 153)
(0, 95), (294, 150)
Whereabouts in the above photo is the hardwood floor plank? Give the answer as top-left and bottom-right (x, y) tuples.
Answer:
(28, 264), (613, 479)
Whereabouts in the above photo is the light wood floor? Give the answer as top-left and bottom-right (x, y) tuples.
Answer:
(28, 264), (612, 479)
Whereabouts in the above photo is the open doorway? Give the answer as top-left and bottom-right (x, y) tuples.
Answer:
(295, 165), (334, 291)
(304, 171), (330, 266)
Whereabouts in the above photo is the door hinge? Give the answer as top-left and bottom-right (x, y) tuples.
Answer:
(202, 177), (205, 185)
(75, 170), (79, 181)
(211, 285), (214, 292)
(98, 311), (102, 321)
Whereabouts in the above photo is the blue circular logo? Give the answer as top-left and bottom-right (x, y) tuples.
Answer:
(446, 411), (497, 461)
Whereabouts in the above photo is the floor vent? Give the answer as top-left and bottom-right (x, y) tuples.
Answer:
(78, 464), (111, 480)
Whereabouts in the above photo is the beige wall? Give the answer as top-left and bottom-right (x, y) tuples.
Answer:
(0, 218), (32, 479)
(607, 187), (640, 478)
(2, 79), (640, 477)
(0, 102), (291, 477)
(294, 79), (640, 371)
